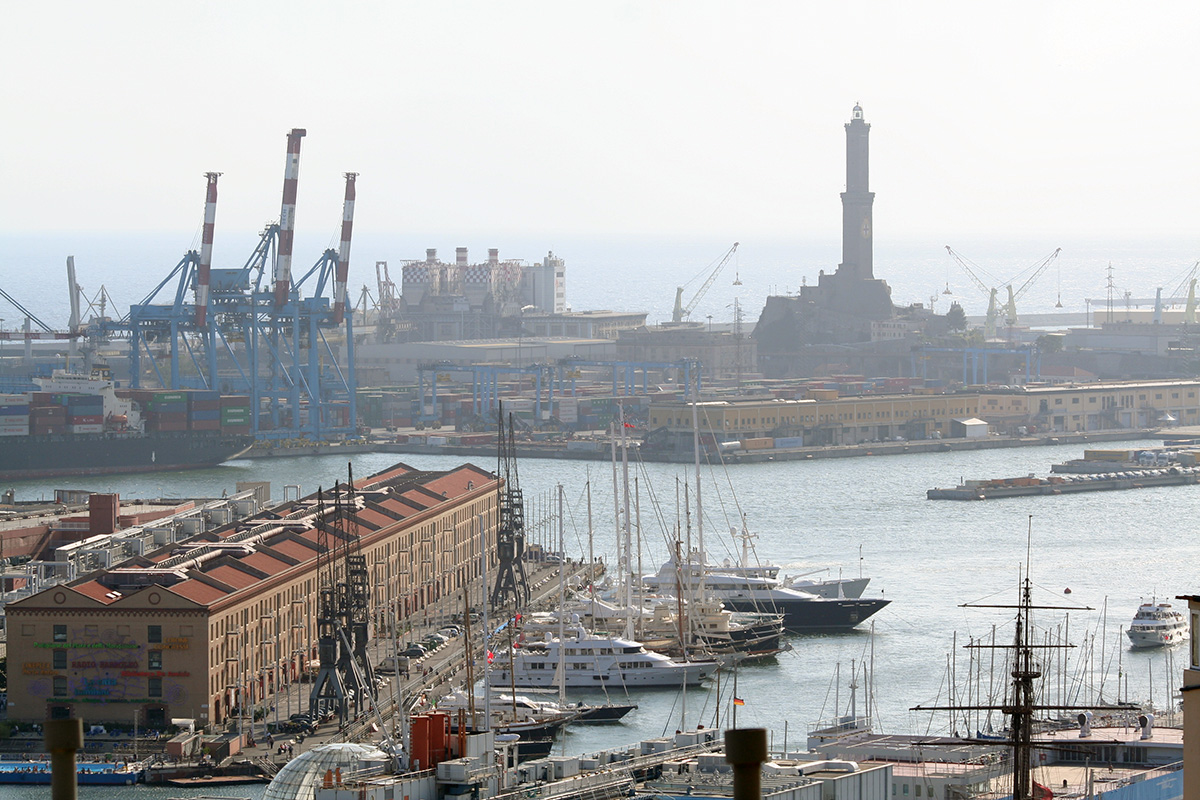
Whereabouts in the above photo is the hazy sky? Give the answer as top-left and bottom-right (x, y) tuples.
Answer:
(3, 2), (1198, 242)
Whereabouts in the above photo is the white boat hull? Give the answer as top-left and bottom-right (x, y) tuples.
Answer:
(489, 661), (715, 689)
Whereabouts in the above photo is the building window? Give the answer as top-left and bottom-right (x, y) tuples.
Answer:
(53, 625), (67, 643)
(149, 677), (163, 698)
(917, 786), (922, 797)
(53, 649), (67, 670)
(148, 625), (162, 644)
(53, 676), (67, 696)
(149, 651), (163, 670)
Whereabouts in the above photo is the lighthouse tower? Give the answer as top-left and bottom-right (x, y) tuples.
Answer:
(839, 104), (875, 282)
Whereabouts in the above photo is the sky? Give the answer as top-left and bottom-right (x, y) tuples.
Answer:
(2, 2), (1199, 245)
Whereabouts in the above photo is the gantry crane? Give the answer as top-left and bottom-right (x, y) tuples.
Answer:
(944, 246), (1061, 338)
(671, 242), (739, 324)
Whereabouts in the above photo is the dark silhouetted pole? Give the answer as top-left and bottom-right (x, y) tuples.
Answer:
(45, 718), (83, 800)
(725, 727), (767, 800)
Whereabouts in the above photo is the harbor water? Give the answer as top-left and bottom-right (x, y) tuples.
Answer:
(3, 436), (1194, 785)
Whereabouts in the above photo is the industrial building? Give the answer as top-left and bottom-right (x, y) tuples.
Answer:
(5, 462), (498, 728)
(647, 378), (1200, 449)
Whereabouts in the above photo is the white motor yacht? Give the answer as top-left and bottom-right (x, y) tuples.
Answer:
(1126, 602), (1188, 648)
(488, 624), (717, 689)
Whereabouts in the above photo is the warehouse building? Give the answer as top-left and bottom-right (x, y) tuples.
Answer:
(648, 379), (1200, 450)
(5, 462), (499, 728)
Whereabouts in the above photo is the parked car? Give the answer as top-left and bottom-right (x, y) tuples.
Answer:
(438, 626), (463, 638)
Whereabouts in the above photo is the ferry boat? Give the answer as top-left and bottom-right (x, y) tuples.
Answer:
(0, 760), (142, 785)
(487, 625), (718, 689)
(1127, 602), (1189, 648)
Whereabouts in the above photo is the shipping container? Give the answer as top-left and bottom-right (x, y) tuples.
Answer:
(774, 436), (805, 449)
(146, 421), (188, 432)
(741, 437), (774, 450)
(0, 404), (30, 416)
(189, 408), (220, 421)
(67, 423), (104, 434)
(66, 415), (104, 425)
(189, 419), (221, 431)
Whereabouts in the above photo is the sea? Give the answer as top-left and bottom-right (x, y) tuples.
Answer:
(1, 232), (1198, 798)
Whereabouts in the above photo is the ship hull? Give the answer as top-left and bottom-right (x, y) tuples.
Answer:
(0, 431), (254, 481)
(719, 596), (891, 632)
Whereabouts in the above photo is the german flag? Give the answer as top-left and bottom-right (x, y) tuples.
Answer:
(733, 697), (745, 706)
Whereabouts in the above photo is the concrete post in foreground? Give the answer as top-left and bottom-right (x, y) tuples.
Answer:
(45, 718), (84, 800)
(725, 727), (768, 800)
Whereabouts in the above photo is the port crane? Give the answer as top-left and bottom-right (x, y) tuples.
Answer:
(944, 246), (1061, 338)
(1086, 260), (1200, 324)
(671, 242), (739, 324)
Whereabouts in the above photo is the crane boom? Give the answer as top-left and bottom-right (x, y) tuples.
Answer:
(1011, 248), (1061, 304)
(944, 246), (994, 300)
(672, 242), (739, 323)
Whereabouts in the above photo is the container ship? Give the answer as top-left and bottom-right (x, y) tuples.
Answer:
(0, 372), (254, 480)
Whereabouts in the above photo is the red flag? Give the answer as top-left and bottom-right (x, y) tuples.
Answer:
(624, 422), (636, 428)
(733, 697), (745, 706)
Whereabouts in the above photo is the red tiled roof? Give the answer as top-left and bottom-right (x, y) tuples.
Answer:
(72, 580), (120, 604)
(399, 489), (438, 509)
(364, 464), (413, 487)
(239, 552), (293, 576)
(266, 538), (321, 561)
(355, 508), (393, 529)
(168, 580), (229, 604)
(379, 497), (423, 516)
(207, 565), (260, 589)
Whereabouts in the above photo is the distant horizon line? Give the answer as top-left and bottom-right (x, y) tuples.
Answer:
(2, 229), (1197, 245)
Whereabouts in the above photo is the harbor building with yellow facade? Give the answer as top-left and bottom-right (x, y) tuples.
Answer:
(5, 462), (498, 729)
(647, 379), (1200, 449)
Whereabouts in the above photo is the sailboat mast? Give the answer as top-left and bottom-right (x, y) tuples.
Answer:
(635, 476), (644, 637)
(691, 371), (705, 592)
(557, 483), (566, 707)
(586, 480), (595, 620)
(479, 514), (491, 731)
(620, 405), (634, 641)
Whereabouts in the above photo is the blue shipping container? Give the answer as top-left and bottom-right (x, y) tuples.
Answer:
(188, 408), (220, 421)
(0, 405), (31, 416)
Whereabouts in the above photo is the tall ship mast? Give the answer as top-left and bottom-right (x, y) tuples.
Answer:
(913, 525), (1133, 800)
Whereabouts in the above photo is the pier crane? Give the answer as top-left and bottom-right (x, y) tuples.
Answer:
(944, 246), (1061, 338)
(1087, 260), (1200, 324)
(100, 132), (359, 440)
(671, 242), (739, 323)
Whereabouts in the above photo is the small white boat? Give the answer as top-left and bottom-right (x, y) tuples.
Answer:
(1126, 602), (1188, 648)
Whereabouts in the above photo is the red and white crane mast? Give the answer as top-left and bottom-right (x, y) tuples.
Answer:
(333, 172), (357, 324)
(273, 128), (306, 308)
(194, 171), (221, 327)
